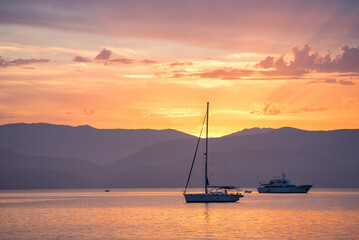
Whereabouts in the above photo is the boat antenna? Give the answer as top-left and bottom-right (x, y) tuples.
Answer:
(183, 107), (207, 194)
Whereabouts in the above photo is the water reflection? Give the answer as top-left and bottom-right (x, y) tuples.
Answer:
(0, 189), (358, 240)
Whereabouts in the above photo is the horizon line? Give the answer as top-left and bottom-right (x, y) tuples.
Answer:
(1, 122), (359, 138)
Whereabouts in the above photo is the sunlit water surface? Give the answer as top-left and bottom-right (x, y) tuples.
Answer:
(1, 188), (358, 239)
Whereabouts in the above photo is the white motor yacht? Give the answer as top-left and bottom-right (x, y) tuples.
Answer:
(257, 172), (312, 193)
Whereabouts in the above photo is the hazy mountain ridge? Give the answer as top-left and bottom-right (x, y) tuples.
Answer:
(0, 162), (96, 189)
(0, 123), (193, 165)
(0, 123), (358, 189)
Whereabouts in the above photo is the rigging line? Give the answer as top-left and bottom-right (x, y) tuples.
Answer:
(217, 133), (232, 186)
(184, 111), (207, 194)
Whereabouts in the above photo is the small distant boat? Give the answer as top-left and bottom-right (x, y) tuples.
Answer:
(183, 102), (243, 203)
(105, 189), (110, 192)
(244, 190), (252, 193)
(257, 172), (312, 193)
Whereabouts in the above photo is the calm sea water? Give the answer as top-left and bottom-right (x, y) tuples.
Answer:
(1, 188), (358, 240)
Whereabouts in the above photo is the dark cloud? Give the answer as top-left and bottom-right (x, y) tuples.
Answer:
(72, 56), (91, 62)
(308, 78), (356, 85)
(338, 79), (356, 85)
(92, 48), (147, 65)
(257, 56), (275, 69)
(256, 45), (359, 76)
(198, 68), (254, 80)
(324, 79), (337, 84)
(335, 45), (359, 72)
(72, 48), (156, 65)
(95, 48), (112, 60)
(338, 73), (359, 77)
(0, 56), (50, 68)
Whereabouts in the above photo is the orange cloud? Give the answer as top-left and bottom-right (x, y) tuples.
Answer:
(250, 101), (281, 116)
(170, 61), (193, 67)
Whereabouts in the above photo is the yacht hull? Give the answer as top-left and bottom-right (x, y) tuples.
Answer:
(257, 185), (312, 193)
(184, 193), (240, 203)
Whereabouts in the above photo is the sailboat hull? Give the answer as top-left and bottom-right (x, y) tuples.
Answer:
(184, 193), (240, 203)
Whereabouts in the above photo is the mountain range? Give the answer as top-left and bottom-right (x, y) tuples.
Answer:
(0, 123), (358, 189)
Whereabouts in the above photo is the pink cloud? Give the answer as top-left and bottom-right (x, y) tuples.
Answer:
(198, 68), (254, 80)
(170, 61), (193, 67)
(141, 59), (157, 64)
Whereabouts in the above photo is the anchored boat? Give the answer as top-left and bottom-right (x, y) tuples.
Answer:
(183, 102), (243, 203)
(257, 172), (313, 193)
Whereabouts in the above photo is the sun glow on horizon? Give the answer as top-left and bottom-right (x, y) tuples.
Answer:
(0, 1), (358, 135)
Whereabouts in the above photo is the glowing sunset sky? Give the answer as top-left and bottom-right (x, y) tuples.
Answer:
(1, 0), (359, 136)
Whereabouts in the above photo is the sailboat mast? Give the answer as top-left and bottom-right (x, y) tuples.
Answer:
(205, 102), (209, 193)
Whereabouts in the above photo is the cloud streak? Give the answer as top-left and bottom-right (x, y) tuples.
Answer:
(170, 61), (193, 67)
(250, 102), (329, 116)
(73, 48), (156, 66)
(198, 68), (254, 80)
(1, 1), (358, 53)
(141, 59), (157, 64)
(0, 56), (50, 68)
(308, 79), (356, 85)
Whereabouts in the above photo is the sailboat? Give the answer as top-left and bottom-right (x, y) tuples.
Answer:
(183, 102), (243, 203)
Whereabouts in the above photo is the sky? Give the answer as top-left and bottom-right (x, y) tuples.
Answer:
(0, 0), (359, 136)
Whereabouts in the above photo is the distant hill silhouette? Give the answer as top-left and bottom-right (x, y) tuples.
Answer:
(0, 123), (358, 189)
(0, 123), (193, 165)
